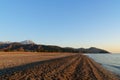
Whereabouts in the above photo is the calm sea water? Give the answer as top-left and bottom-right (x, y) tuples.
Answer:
(86, 54), (120, 76)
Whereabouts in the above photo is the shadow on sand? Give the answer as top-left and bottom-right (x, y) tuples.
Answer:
(0, 56), (69, 76)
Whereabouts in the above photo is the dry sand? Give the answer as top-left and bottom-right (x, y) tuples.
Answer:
(0, 52), (74, 69)
(0, 52), (119, 80)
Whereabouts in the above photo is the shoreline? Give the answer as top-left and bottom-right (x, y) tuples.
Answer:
(85, 54), (120, 78)
(0, 53), (119, 80)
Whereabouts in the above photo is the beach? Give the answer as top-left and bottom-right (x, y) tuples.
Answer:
(0, 52), (119, 80)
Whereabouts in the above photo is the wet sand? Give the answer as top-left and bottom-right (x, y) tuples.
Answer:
(0, 52), (119, 80)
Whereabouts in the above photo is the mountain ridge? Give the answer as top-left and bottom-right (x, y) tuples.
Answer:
(0, 40), (35, 44)
(0, 40), (109, 53)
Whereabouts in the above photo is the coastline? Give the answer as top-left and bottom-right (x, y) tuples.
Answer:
(0, 53), (119, 80)
(85, 55), (120, 80)
(86, 53), (120, 78)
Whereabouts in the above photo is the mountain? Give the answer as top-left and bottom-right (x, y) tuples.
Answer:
(87, 47), (109, 53)
(0, 41), (109, 53)
(20, 40), (35, 44)
(77, 47), (109, 53)
(0, 41), (11, 44)
(0, 40), (35, 45)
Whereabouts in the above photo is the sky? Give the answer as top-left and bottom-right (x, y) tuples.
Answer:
(0, 0), (120, 53)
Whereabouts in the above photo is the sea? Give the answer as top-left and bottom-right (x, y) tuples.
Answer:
(86, 54), (120, 76)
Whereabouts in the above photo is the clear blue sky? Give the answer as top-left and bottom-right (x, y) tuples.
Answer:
(0, 0), (120, 52)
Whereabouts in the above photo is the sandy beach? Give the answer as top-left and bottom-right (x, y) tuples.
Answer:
(0, 52), (119, 80)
